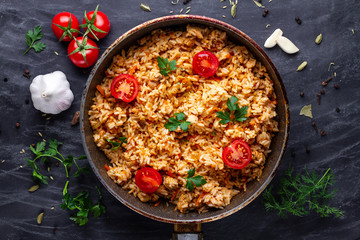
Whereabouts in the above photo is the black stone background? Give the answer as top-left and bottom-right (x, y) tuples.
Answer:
(1, 0), (360, 239)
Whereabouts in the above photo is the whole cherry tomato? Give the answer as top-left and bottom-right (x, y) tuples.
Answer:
(51, 12), (80, 42)
(67, 37), (99, 68)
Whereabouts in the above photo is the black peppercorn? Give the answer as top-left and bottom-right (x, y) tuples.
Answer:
(320, 89), (325, 95)
(336, 107), (340, 113)
(183, 0), (191, 4)
(300, 92), (304, 97)
(3, 78), (8, 82)
(320, 130), (326, 136)
(306, 147), (310, 154)
(25, 69), (30, 74)
(25, 99), (30, 104)
(295, 16), (302, 24)
(15, 122), (20, 128)
(291, 149), (296, 158)
(334, 83), (340, 89)
(317, 93), (321, 105)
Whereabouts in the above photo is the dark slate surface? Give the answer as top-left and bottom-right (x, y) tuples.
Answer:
(1, 0), (360, 239)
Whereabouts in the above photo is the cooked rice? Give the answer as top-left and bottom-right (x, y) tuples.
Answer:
(88, 25), (278, 213)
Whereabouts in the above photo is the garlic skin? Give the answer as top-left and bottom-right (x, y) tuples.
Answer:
(30, 71), (74, 114)
(276, 36), (299, 54)
(264, 28), (283, 48)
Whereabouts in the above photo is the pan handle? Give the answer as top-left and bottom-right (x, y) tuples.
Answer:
(172, 223), (203, 240)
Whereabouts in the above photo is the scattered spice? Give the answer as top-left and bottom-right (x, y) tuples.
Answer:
(223, 5), (227, 8)
(317, 93), (321, 105)
(320, 89), (325, 95)
(295, 16), (302, 25)
(169, 10), (174, 14)
(185, 7), (191, 14)
(222, 15), (226, 18)
(54, 51), (59, 56)
(180, 8), (183, 13)
(171, 0), (179, 4)
(336, 107), (340, 113)
(16, 122), (20, 128)
(315, 34), (323, 45)
(334, 83), (340, 89)
(311, 121), (318, 133)
(71, 111), (80, 126)
(50, 176), (54, 180)
(25, 69), (30, 74)
(266, 24), (271, 28)
(352, 29), (355, 35)
(263, 9), (269, 17)
(306, 147), (310, 154)
(299, 104), (313, 118)
(4, 78), (8, 82)
(51, 206), (55, 210)
(53, 226), (57, 234)
(322, 77), (332, 86)
(20, 149), (25, 154)
(320, 130), (327, 136)
(300, 92), (304, 97)
(38, 132), (43, 137)
(229, 0), (238, 18)
(1, 160), (5, 164)
(37, 212), (44, 225)
(328, 62), (335, 71)
(334, 72), (337, 77)
(183, 0), (192, 4)
(140, 3), (151, 12)
(28, 185), (40, 192)
(252, 0), (265, 8)
(25, 99), (30, 104)
(297, 61), (308, 72)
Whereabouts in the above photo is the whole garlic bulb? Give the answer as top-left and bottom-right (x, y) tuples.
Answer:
(30, 71), (74, 114)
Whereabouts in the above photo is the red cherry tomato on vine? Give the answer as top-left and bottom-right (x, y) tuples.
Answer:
(222, 140), (252, 169)
(81, 5), (110, 40)
(135, 168), (162, 193)
(110, 74), (139, 102)
(67, 37), (99, 68)
(192, 51), (219, 77)
(51, 12), (80, 42)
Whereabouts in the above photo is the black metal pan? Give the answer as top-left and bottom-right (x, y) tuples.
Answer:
(80, 15), (289, 239)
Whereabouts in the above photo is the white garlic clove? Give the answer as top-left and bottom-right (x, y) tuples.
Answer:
(30, 71), (74, 114)
(276, 36), (300, 54)
(264, 28), (283, 48)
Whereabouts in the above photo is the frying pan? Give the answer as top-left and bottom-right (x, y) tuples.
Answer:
(80, 15), (289, 239)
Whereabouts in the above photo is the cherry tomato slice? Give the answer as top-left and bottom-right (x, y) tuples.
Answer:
(110, 74), (139, 102)
(222, 140), (252, 169)
(192, 51), (219, 77)
(135, 167), (162, 193)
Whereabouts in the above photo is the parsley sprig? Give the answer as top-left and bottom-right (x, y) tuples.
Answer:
(25, 138), (105, 225)
(185, 168), (207, 191)
(263, 168), (343, 218)
(24, 25), (46, 55)
(106, 137), (127, 150)
(164, 112), (191, 132)
(216, 96), (248, 124)
(79, 4), (107, 41)
(52, 14), (82, 42)
(157, 56), (177, 76)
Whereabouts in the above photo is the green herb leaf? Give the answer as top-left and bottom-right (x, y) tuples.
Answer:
(262, 168), (343, 218)
(216, 96), (248, 125)
(185, 168), (206, 191)
(106, 137), (127, 151)
(24, 25), (46, 55)
(25, 138), (105, 226)
(157, 56), (177, 76)
(164, 112), (191, 132)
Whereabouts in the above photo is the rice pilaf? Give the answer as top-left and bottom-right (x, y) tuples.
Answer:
(88, 25), (278, 213)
